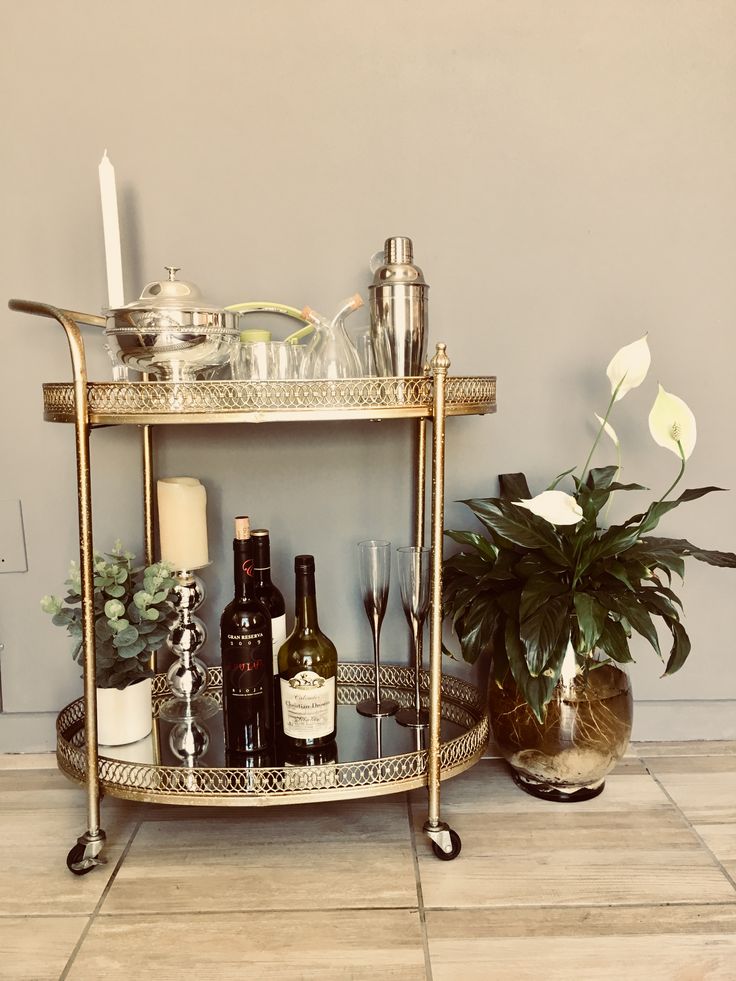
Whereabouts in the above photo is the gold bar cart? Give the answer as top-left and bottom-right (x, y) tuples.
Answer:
(10, 298), (496, 872)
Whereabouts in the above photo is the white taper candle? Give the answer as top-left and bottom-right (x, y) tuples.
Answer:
(98, 149), (124, 309)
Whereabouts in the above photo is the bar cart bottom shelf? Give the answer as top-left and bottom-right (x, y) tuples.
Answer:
(57, 663), (488, 870)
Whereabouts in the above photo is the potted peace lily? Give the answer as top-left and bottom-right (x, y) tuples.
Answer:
(42, 543), (176, 745)
(443, 337), (736, 801)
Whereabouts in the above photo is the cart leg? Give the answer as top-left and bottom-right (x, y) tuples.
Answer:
(426, 344), (460, 860)
(68, 314), (106, 873)
(8, 302), (109, 871)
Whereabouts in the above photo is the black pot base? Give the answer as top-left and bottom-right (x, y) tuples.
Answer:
(509, 765), (605, 803)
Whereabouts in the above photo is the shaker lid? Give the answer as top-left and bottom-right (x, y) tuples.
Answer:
(370, 237), (427, 286)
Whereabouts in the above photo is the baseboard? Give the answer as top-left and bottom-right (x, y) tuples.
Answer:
(631, 700), (736, 742)
(0, 712), (58, 753)
(1, 699), (734, 754)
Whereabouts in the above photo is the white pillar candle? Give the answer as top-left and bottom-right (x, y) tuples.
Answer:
(98, 149), (124, 309)
(157, 477), (209, 570)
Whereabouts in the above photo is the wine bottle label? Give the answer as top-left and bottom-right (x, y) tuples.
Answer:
(280, 671), (336, 739)
(224, 656), (267, 697)
(271, 614), (287, 675)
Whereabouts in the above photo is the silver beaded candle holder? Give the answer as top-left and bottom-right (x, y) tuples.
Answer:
(159, 570), (218, 722)
(169, 715), (211, 765)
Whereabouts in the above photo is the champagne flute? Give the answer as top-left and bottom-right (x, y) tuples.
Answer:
(356, 540), (399, 718)
(395, 546), (431, 729)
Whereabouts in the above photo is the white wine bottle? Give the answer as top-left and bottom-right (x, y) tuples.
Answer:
(278, 554), (337, 751)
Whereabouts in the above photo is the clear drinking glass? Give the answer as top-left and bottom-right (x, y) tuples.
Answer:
(355, 328), (378, 377)
(356, 540), (399, 719)
(395, 546), (431, 728)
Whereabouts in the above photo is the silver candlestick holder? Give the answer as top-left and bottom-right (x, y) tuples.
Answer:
(159, 570), (218, 722)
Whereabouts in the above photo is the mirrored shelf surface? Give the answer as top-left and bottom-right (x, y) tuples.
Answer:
(57, 664), (489, 806)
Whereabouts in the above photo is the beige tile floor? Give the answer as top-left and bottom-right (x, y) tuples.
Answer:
(1, 743), (735, 980)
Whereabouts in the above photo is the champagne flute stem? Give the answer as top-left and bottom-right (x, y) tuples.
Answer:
(412, 620), (422, 713)
(372, 619), (382, 706)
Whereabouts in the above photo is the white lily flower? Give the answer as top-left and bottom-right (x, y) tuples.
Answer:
(594, 412), (620, 448)
(606, 336), (651, 401)
(648, 384), (697, 460)
(515, 490), (584, 526)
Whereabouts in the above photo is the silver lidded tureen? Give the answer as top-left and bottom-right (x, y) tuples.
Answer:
(104, 266), (240, 380)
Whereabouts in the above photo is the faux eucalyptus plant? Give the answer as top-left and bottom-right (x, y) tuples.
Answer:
(42, 542), (176, 690)
(444, 337), (736, 721)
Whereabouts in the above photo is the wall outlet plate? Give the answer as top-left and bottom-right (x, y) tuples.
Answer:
(0, 499), (28, 573)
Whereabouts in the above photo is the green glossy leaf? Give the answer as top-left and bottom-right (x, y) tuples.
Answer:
(573, 593), (608, 652)
(547, 467), (576, 491)
(605, 593), (661, 658)
(596, 559), (643, 591)
(443, 551), (493, 579)
(638, 487), (728, 536)
(505, 617), (568, 722)
(638, 536), (736, 569)
(598, 618), (634, 663)
(453, 600), (497, 664)
(519, 578), (570, 676)
(638, 587), (681, 621)
(664, 620), (691, 674)
(586, 466), (619, 491)
(463, 498), (567, 564)
(444, 530), (497, 561)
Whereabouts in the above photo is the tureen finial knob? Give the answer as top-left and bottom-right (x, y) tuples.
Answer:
(164, 266), (181, 281)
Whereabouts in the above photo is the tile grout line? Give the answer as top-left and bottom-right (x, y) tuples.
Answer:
(642, 758), (736, 897)
(406, 794), (434, 981)
(58, 816), (144, 981)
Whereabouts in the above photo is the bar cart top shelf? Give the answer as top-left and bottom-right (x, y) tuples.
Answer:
(42, 375), (497, 426)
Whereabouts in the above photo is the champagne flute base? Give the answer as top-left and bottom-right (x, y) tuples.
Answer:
(356, 697), (400, 719)
(395, 706), (430, 729)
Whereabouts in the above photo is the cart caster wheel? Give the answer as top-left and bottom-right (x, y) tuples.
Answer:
(66, 833), (106, 875)
(431, 829), (462, 861)
(66, 844), (95, 875)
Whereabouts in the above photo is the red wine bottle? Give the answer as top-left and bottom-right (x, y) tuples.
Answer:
(278, 555), (337, 751)
(251, 529), (286, 724)
(220, 516), (273, 757)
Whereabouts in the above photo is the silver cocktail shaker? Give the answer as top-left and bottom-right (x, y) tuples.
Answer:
(369, 236), (428, 377)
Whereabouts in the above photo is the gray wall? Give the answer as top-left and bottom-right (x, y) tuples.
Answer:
(1, 1), (735, 750)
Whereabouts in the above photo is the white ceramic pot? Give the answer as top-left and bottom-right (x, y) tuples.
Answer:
(95, 677), (153, 747)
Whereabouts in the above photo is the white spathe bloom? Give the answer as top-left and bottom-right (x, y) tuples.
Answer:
(515, 491), (584, 526)
(648, 384), (697, 460)
(594, 412), (620, 448)
(606, 336), (651, 401)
